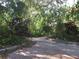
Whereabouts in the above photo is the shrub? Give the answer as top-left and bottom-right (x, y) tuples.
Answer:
(43, 25), (52, 35)
(63, 21), (79, 42)
(64, 21), (78, 35)
(8, 17), (31, 36)
(0, 35), (25, 48)
(0, 17), (32, 48)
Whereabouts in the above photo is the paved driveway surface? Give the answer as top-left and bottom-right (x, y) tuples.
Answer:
(8, 37), (79, 59)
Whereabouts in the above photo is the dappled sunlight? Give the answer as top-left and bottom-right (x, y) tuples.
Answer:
(34, 44), (40, 47)
(0, 0), (79, 59)
(8, 37), (79, 59)
(12, 50), (77, 59)
(62, 48), (75, 52)
(15, 50), (51, 59)
(16, 52), (29, 56)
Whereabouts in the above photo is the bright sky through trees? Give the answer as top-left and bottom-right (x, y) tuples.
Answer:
(66, 0), (77, 6)
(0, 0), (77, 7)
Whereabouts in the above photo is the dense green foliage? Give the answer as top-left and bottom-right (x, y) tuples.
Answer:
(0, 0), (30, 47)
(27, 0), (79, 41)
(0, 0), (79, 46)
(0, 35), (25, 47)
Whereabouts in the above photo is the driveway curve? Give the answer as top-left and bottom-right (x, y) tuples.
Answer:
(8, 37), (79, 59)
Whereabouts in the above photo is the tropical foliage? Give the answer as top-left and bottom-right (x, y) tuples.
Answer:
(0, 0), (79, 47)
